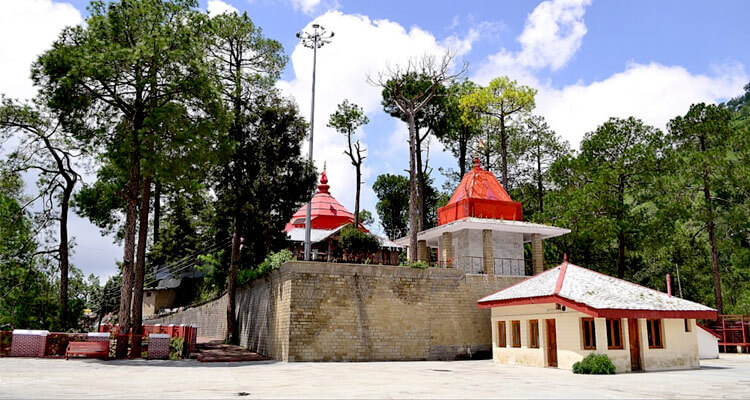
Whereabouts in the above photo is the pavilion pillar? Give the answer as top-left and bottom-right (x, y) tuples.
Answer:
(532, 233), (544, 274)
(482, 230), (494, 275)
(440, 232), (453, 267)
(417, 240), (429, 263)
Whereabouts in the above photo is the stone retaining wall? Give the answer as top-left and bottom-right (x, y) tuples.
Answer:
(148, 261), (523, 361)
(146, 294), (228, 339)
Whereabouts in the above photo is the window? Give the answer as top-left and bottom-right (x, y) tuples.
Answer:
(684, 319), (691, 333)
(146, 292), (152, 298)
(529, 320), (539, 348)
(581, 318), (597, 350)
(497, 321), (507, 348)
(606, 319), (623, 349)
(647, 319), (664, 348)
(511, 320), (521, 348)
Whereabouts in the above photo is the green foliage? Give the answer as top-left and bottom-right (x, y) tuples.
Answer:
(460, 76), (537, 183)
(169, 336), (187, 360)
(408, 261), (430, 269)
(237, 249), (295, 286)
(572, 353), (616, 374)
(328, 99), (369, 227)
(358, 210), (374, 227)
(373, 174), (410, 240)
(339, 224), (381, 262)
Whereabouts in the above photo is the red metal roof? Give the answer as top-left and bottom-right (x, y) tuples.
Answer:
(284, 168), (367, 232)
(437, 157), (522, 225)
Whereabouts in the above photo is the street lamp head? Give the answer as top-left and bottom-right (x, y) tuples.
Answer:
(330, 32), (335, 37)
(312, 23), (320, 29)
(296, 32), (301, 38)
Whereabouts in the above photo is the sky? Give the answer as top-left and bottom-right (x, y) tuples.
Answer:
(1, 0), (748, 280)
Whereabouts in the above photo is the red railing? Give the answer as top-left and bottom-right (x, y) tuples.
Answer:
(706, 315), (750, 353)
(0, 324), (197, 359)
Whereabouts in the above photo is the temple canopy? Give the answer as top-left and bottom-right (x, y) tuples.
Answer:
(438, 157), (523, 224)
(285, 167), (367, 232)
(396, 157), (568, 248)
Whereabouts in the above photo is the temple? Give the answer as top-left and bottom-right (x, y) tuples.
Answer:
(395, 157), (570, 275)
(285, 166), (401, 264)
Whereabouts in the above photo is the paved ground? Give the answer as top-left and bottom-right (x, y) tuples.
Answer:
(1, 355), (749, 399)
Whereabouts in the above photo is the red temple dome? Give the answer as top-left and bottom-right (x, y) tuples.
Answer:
(437, 157), (523, 225)
(284, 167), (368, 232)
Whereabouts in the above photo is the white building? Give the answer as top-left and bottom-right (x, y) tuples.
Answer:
(478, 258), (718, 372)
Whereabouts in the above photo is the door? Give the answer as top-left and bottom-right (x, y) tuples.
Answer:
(628, 319), (641, 371)
(546, 319), (558, 367)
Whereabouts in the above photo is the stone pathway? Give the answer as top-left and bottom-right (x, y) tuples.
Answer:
(192, 340), (268, 362)
(1, 355), (749, 398)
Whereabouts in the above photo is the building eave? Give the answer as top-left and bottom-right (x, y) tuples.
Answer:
(477, 294), (718, 320)
(393, 217), (570, 247)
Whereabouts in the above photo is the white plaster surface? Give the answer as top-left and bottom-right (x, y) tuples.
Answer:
(698, 325), (720, 359)
(490, 304), (702, 373)
(1, 355), (749, 398)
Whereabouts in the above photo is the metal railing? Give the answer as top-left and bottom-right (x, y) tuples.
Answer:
(437, 256), (531, 276)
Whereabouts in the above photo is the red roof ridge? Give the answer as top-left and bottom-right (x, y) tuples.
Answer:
(554, 260), (569, 294)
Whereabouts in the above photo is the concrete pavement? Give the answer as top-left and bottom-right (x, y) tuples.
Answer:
(1, 355), (749, 398)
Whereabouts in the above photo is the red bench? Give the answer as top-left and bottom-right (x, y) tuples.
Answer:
(65, 341), (109, 360)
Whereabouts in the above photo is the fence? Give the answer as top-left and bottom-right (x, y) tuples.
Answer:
(706, 315), (750, 353)
(437, 257), (531, 276)
(0, 324), (197, 359)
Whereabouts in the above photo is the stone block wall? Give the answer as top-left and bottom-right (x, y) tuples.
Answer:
(148, 261), (523, 361)
(282, 261), (522, 361)
(146, 295), (228, 339)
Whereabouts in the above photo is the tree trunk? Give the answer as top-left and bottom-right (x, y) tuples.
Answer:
(459, 128), (468, 178)
(153, 180), (161, 245)
(59, 184), (73, 327)
(702, 168), (723, 313)
(119, 126), (141, 335)
(131, 174), (152, 334)
(225, 220), (241, 344)
(617, 230), (626, 279)
(697, 136), (723, 314)
(500, 115), (508, 188)
(407, 111), (418, 263)
(416, 130), (426, 231)
(354, 163), (361, 228)
(617, 178), (626, 279)
(536, 141), (543, 213)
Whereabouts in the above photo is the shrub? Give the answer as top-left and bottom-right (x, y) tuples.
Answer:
(169, 337), (187, 360)
(238, 249), (295, 286)
(339, 224), (381, 262)
(409, 261), (429, 269)
(572, 353), (616, 374)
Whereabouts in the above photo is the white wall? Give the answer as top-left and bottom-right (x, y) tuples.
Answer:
(490, 304), (701, 373)
(640, 318), (700, 371)
(697, 326), (719, 359)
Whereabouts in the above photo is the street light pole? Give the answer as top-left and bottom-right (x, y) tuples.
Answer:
(296, 24), (334, 261)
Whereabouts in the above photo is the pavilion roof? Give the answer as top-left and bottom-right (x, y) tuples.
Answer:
(478, 259), (717, 319)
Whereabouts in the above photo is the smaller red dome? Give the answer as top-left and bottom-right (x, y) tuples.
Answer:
(284, 166), (368, 232)
(437, 157), (522, 225)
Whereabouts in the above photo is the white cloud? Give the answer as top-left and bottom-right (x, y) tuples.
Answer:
(516, 0), (590, 70)
(289, 0), (340, 15)
(207, 0), (238, 15)
(0, 0), (82, 100)
(537, 62), (748, 147)
(279, 11), (466, 221)
(471, 0), (747, 149)
(474, 0), (590, 85)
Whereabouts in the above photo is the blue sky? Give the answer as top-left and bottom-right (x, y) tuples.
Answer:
(1, 0), (748, 280)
